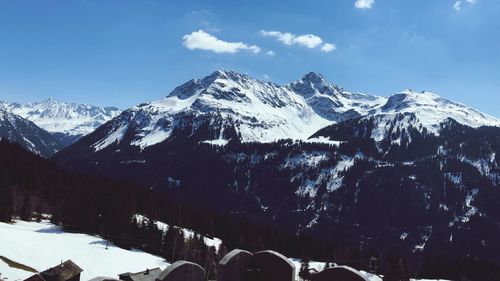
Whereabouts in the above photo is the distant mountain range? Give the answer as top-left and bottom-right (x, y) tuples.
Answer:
(1, 98), (120, 146)
(0, 99), (120, 155)
(50, 70), (500, 265)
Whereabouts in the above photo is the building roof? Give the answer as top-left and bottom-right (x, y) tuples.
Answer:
(314, 266), (369, 281)
(40, 260), (83, 281)
(155, 262), (204, 281)
(119, 268), (162, 281)
(24, 260), (83, 281)
(219, 249), (252, 266)
(24, 274), (46, 281)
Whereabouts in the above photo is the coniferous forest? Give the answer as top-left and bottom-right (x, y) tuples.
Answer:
(1, 138), (500, 280)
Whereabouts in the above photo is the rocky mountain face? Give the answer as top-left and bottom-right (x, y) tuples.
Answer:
(1, 98), (120, 146)
(0, 105), (63, 157)
(52, 70), (500, 265)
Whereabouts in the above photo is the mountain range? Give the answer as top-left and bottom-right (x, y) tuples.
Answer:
(0, 99), (120, 155)
(3, 70), (499, 155)
(52, 70), (500, 152)
(48, 70), (500, 266)
(2, 70), (500, 266)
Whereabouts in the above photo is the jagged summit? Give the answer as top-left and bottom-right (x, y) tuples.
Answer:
(170, 70), (336, 100)
(167, 70), (258, 100)
(211, 69), (252, 80)
(299, 72), (329, 87)
(289, 72), (340, 99)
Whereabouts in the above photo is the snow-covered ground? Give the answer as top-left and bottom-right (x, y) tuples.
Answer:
(290, 259), (381, 281)
(0, 220), (168, 281)
(132, 214), (223, 251)
(289, 259), (449, 281)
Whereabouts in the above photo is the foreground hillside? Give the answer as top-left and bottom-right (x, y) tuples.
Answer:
(0, 220), (450, 281)
(0, 139), (359, 278)
(0, 220), (168, 281)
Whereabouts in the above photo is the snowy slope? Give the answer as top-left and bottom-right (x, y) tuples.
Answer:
(0, 220), (168, 281)
(132, 214), (222, 251)
(0, 220), (447, 281)
(312, 90), (500, 144)
(289, 259), (449, 281)
(289, 72), (386, 121)
(377, 90), (500, 135)
(72, 70), (500, 152)
(1, 99), (120, 145)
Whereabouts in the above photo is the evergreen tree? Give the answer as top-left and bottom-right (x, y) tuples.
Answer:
(20, 193), (32, 221)
(0, 184), (13, 222)
(383, 253), (409, 281)
(299, 258), (312, 281)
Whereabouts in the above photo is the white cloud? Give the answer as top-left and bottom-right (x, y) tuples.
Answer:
(182, 30), (260, 54)
(265, 50), (276, 56)
(260, 30), (336, 53)
(292, 34), (323, 48)
(355, 0), (374, 9)
(260, 31), (294, 45)
(454, 0), (477, 11)
(321, 43), (336, 53)
(260, 31), (322, 48)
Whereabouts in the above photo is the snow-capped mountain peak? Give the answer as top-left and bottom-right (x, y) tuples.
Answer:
(289, 72), (386, 121)
(96, 70), (331, 150)
(378, 89), (500, 133)
(1, 99), (121, 145)
(290, 72), (341, 98)
(67, 70), (500, 152)
(86, 71), (386, 152)
(169, 70), (256, 100)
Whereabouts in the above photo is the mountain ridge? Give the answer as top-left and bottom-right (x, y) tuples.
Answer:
(64, 70), (499, 153)
(1, 98), (121, 146)
(0, 104), (63, 157)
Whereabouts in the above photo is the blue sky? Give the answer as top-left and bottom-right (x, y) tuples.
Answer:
(0, 0), (499, 117)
